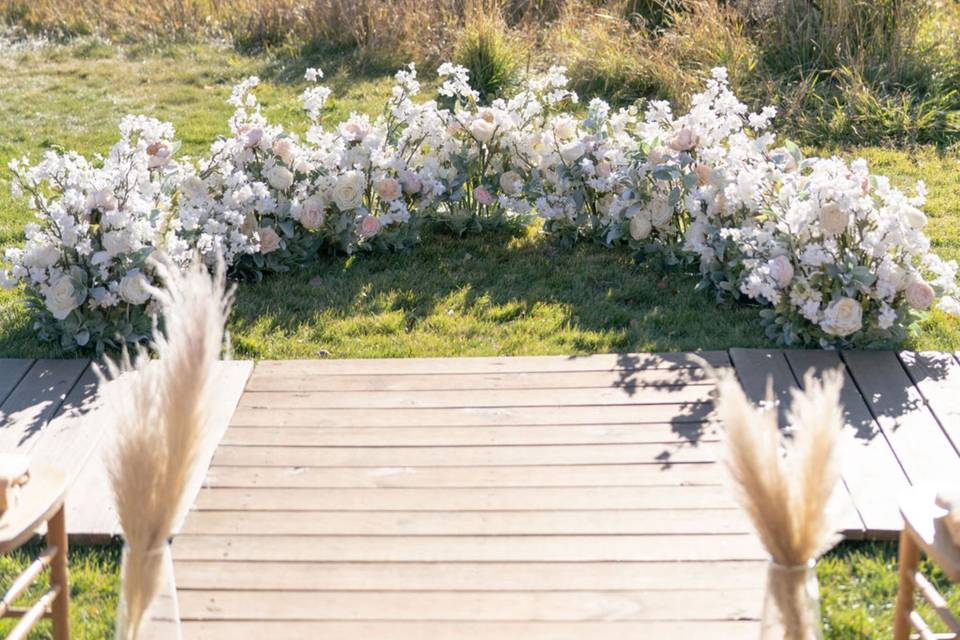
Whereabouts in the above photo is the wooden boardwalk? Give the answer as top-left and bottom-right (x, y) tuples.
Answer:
(2, 349), (960, 637)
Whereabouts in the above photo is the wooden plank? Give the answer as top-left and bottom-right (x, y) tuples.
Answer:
(237, 385), (713, 410)
(0, 359), (33, 406)
(899, 351), (960, 453)
(251, 352), (730, 377)
(172, 559), (768, 591)
(842, 351), (960, 487)
(180, 508), (750, 536)
(728, 348), (793, 428)
(230, 403), (713, 427)
(246, 367), (718, 392)
(29, 365), (102, 481)
(0, 359), (89, 451)
(175, 588), (763, 621)
(211, 442), (720, 467)
(193, 485), (738, 511)
(220, 423), (719, 447)
(204, 462), (723, 489)
(182, 620), (760, 639)
(786, 350), (907, 535)
(172, 533), (766, 562)
(66, 360), (254, 540)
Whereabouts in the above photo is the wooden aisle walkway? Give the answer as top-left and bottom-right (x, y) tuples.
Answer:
(3, 349), (960, 637)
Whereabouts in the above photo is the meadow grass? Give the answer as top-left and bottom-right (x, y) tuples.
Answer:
(1, 40), (960, 638)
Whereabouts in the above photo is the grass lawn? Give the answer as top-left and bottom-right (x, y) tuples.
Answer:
(2, 40), (960, 638)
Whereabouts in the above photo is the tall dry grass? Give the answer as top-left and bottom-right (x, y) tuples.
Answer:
(98, 256), (232, 639)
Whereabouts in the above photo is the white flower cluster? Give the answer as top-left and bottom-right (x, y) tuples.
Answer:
(3, 65), (958, 350)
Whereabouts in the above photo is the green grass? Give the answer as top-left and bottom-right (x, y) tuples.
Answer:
(1, 40), (960, 638)
(0, 542), (120, 639)
(0, 40), (957, 358)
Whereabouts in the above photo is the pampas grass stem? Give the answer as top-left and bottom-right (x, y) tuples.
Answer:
(714, 366), (845, 639)
(98, 255), (232, 640)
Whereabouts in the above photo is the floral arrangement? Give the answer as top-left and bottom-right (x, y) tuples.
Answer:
(3, 64), (958, 351)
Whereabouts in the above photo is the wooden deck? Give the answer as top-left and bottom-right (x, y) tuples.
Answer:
(2, 349), (960, 637)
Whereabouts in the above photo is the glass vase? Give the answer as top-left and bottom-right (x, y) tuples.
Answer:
(760, 559), (822, 640)
(115, 542), (182, 640)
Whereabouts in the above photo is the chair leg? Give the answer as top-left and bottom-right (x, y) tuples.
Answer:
(48, 505), (70, 640)
(893, 530), (919, 640)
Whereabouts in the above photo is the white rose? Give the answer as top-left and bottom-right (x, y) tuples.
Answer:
(297, 195), (326, 230)
(903, 206), (927, 229)
(339, 119), (370, 143)
(44, 274), (82, 320)
(650, 199), (674, 228)
(258, 226), (281, 254)
(905, 277), (935, 310)
(559, 141), (586, 164)
(375, 178), (402, 202)
(821, 297), (863, 337)
(265, 165), (294, 191)
(119, 271), (152, 305)
(668, 127), (699, 152)
(553, 117), (577, 140)
(103, 231), (133, 257)
(468, 118), (497, 144)
(499, 171), (523, 196)
(25, 244), (60, 269)
(819, 202), (849, 235)
(629, 212), (653, 241)
(272, 138), (297, 165)
(333, 171), (365, 211)
(768, 255), (794, 288)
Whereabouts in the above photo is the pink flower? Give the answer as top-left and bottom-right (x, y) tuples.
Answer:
(474, 186), (495, 206)
(905, 278), (935, 310)
(359, 216), (381, 238)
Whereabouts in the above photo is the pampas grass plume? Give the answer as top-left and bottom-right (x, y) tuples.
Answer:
(714, 367), (844, 565)
(98, 255), (232, 640)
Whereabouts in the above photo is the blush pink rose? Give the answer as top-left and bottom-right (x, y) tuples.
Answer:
(359, 216), (381, 238)
(905, 278), (935, 310)
(474, 186), (495, 206)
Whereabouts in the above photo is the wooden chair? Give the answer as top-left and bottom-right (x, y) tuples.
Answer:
(895, 487), (960, 640)
(0, 465), (70, 640)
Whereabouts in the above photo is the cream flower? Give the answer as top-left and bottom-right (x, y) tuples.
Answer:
(375, 178), (402, 202)
(559, 141), (586, 164)
(499, 171), (523, 196)
(272, 138), (297, 165)
(401, 171), (422, 195)
(768, 255), (794, 288)
(821, 297), (863, 337)
(629, 212), (652, 241)
(333, 171), (365, 211)
(119, 271), (152, 305)
(258, 226), (281, 254)
(668, 127), (699, 152)
(819, 202), (849, 236)
(44, 274), (82, 320)
(265, 165), (294, 191)
(468, 118), (496, 144)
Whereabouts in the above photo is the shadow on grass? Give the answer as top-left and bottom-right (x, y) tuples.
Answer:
(226, 227), (769, 360)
